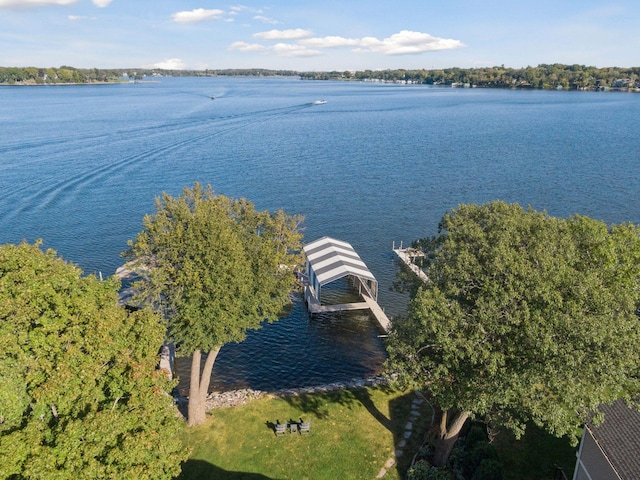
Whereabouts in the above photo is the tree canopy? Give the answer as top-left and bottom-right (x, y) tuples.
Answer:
(386, 201), (640, 465)
(124, 183), (304, 425)
(0, 242), (188, 479)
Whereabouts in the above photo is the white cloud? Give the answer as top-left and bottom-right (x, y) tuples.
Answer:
(253, 15), (278, 25)
(68, 14), (95, 20)
(301, 30), (465, 55)
(228, 41), (267, 52)
(172, 8), (225, 24)
(272, 43), (322, 57)
(230, 5), (262, 14)
(92, 0), (111, 7)
(359, 30), (465, 55)
(229, 40), (321, 57)
(231, 29), (463, 60)
(153, 58), (187, 70)
(301, 36), (361, 48)
(0, 0), (76, 7)
(254, 29), (312, 40)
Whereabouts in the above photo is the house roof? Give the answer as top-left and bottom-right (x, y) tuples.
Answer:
(587, 399), (640, 479)
(303, 236), (376, 287)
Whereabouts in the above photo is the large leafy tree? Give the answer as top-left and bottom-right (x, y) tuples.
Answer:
(124, 183), (304, 426)
(387, 202), (640, 466)
(0, 242), (188, 479)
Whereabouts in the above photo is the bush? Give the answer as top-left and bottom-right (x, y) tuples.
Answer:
(406, 460), (455, 480)
(461, 442), (499, 477)
(471, 459), (504, 480)
(465, 424), (488, 450)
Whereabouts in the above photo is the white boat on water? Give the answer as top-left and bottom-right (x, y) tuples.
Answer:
(312, 100), (327, 105)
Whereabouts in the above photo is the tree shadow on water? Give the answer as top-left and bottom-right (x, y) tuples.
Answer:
(177, 459), (276, 480)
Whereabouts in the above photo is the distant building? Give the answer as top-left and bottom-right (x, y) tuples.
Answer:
(611, 79), (631, 89)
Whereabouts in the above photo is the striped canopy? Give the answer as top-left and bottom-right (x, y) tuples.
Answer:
(303, 236), (376, 287)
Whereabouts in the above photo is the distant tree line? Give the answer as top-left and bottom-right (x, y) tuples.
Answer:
(3, 64), (640, 91)
(0, 66), (300, 84)
(300, 64), (640, 90)
(0, 66), (123, 84)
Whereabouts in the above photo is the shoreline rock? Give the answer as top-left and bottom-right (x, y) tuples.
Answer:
(175, 375), (391, 411)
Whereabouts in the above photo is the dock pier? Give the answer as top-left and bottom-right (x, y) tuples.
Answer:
(392, 241), (429, 283)
(302, 237), (391, 333)
(303, 282), (391, 333)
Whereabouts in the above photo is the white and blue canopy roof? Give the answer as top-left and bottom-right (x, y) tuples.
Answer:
(303, 236), (376, 287)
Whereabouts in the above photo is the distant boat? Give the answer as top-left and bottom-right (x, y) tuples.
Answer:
(312, 100), (327, 105)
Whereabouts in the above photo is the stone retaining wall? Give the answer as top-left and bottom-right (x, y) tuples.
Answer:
(175, 375), (391, 411)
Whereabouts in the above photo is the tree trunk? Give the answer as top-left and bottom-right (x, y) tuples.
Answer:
(187, 347), (222, 426)
(432, 409), (470, 467)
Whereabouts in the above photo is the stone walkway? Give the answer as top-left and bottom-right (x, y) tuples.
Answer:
(376, 391), (432, 479)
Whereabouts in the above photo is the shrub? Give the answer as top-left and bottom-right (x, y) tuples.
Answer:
(471, 459), (504, 480)
(406, 460), (455, 480)
(461, 442), (499, 477)
(465, 424), (488, 450)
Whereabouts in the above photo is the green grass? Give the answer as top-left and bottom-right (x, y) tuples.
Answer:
(178, 386), (432, 480)
(178, 386), (578, 480)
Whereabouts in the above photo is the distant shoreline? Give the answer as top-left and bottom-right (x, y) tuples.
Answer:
(3, 63), (639, 91)
(2, 78), (638, 93)
(0, 81), (121, 86)
(0, 80), (160, 87)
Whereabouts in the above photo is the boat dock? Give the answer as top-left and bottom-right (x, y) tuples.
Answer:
(304, 284), (391, 333)
(304, 285), (369, 313)
(392, 241), (429, 283)
(302, 237), (391, 333)
(362, 293), (392, 332)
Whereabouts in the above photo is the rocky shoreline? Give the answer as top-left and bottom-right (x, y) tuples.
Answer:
(175, 375), (391, 411)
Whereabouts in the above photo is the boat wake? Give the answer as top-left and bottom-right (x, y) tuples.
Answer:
(1, 101), (315, 224)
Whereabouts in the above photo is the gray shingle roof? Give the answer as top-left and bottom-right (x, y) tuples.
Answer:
(588, 400), (640, 480)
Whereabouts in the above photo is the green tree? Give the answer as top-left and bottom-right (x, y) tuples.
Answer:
(0, 242), (188, 479)
(56, 68), (74, 83)
(124, 183), (304, 426)
(387, 202), (640, 466)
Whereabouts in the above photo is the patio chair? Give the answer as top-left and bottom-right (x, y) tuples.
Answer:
(275, 421), (287, 437)
(299, 419), (311, 435)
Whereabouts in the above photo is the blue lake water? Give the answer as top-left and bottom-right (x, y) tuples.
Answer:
(2, 78), (639, 393)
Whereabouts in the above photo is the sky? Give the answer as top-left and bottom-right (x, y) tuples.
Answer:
(1, 0), (638, 71)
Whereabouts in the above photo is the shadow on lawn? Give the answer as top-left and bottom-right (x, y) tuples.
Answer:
(282, 385), (428, 477)
(177, 459), (275, 480)
(281, 385), (394, 431)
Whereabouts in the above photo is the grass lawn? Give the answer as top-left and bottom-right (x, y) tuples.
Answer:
(178, 386), (432, 480)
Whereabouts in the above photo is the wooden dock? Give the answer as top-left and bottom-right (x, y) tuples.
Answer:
(362, 294), (391, 333)
(304, 285), (391, 333)
(393, 247), (429, 283)
(305, 286), (369, 313)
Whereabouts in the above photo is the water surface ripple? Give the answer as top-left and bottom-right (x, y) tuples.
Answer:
(2, 78), (639, 392)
